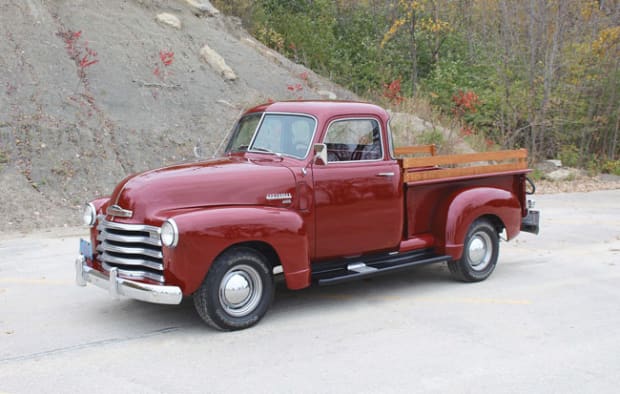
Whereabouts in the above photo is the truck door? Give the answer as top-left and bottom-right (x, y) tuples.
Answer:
(312, 117), (403, 259)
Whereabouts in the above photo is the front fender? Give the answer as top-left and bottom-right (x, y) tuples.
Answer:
(162, 206), (310, 295)
(434, 187), (521, 260)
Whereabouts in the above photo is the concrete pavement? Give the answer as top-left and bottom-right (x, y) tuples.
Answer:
(1, 190), (619, 393)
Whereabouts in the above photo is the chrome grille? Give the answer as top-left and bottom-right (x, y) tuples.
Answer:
(96, 218), (165, 283)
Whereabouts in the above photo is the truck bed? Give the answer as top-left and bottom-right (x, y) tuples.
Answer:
(396, 145), (528, 183)
(395, 145), (530, 242)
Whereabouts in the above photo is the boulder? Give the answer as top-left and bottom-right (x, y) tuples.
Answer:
(317, 90), (337, 100)
(156, 13), (182, 29)
(199, 44), (237, 81)
(185, 0), (220, 16)
(546, 168), (579, 181)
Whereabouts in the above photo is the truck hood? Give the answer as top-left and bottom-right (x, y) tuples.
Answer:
(105, 156), (296, 223)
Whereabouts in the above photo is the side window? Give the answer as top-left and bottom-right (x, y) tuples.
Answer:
(324, 119), (383, 162)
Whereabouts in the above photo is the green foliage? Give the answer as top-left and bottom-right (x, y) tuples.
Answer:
(216, 0), (620, 166)
(559, 145), (580, 167)
(210, 0), (254, 18)
(251, 0), (337, 75)
(529, 168), (544, 181)
(602, 160), (620, 176)
(0, 149), (7, 171)
(331, 7), (385, 93)
(417, 129), (444, 147)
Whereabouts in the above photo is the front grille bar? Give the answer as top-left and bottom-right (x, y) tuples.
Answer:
(97, 252), (163, 271)
(97, 230), (161, 247)
(101, 262), (165, 283)
(96, 218), (165, 284)
(96, 243), (163, 260)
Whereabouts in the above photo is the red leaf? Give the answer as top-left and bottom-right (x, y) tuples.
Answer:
(159, 50), (174, 66)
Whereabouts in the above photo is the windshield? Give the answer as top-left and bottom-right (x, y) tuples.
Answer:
(224, 113), (262, 154)
(225, 113), (316, 159)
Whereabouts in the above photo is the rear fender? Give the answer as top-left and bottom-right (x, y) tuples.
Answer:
(434, 187), (521, 260)
(163, 207), (310, 295)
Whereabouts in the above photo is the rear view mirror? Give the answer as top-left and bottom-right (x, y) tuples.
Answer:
(313, 143), (328, 165)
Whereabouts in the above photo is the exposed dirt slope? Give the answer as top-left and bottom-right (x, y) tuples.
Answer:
(0, 0), (355, 232)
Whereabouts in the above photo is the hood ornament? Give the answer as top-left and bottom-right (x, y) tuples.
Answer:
(107, 204), (133, 218)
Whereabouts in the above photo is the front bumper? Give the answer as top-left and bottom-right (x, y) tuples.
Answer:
(75, 255), (183, 305)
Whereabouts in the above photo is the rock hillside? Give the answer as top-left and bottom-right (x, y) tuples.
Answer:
(0, 0), (355, 231)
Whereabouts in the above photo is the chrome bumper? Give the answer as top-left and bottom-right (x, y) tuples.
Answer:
(75, 255), (183, 305)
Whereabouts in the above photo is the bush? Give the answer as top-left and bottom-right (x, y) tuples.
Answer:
(559, 145), (580, 167)
(417, 129), (444, 147)
(602, 160), (620, 176)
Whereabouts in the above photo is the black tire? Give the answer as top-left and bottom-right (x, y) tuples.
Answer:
(193, 247), (274, 331)
(448, 219), (499, 282)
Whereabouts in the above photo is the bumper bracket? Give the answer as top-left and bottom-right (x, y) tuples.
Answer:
(75, 256), (183, 305)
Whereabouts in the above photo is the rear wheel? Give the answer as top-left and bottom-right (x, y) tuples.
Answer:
(448, 219), (499, 282)
(193, 248), (274, 331)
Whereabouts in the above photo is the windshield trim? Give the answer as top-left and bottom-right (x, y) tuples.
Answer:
(246, 112), (318, 160)
(225, 112), (264, 155)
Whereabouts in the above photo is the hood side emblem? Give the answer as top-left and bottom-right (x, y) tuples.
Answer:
(266, 193), (292, 204)
(107, 204), (133, 218)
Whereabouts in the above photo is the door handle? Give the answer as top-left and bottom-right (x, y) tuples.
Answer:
(376, 172), (395, 177)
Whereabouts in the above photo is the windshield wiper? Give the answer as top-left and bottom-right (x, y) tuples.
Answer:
(251, 146), (276, 154)
(248, 146), (284, 159)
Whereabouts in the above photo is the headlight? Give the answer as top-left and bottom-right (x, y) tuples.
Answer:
(82, 203), (97, 227)
(160, 219), (179, 248)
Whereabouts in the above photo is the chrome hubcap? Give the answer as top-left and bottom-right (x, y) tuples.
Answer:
(468, 232), (493, 271)
(219, 265), (262, 317)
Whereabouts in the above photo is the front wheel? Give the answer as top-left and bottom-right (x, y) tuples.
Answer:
(448, 219), (499, 282)
(193, 248), (274, 331)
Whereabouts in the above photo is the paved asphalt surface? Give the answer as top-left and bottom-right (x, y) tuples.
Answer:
(1, 190), (619, 393)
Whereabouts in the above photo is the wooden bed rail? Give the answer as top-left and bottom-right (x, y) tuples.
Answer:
(394, 144), (437, 157)
(399, 148), (528, 182)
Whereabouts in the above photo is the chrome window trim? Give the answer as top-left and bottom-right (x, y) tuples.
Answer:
(247, 112), (319, 160)
(225, 112), (264, 155)
(387, 117), (396, 160)
(322, 117), (385, 164)
(242, 112), (266, 153)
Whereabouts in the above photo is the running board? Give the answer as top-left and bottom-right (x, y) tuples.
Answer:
(312, 249), (451, 286)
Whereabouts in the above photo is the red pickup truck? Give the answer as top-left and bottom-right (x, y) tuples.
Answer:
(76, 101), (539, 330)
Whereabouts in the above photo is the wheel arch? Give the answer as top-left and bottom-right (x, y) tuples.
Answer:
(434, 187), (521, 260)
(478, 213), (505, 234)
(163, 206), (311, 295)
(215, 241), (281, 272)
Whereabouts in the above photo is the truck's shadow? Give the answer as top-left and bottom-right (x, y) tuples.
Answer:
(270, 263), (454, 317)
(103, 263), (454, 334)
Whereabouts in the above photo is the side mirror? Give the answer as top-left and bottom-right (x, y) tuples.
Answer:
(313, 143), (328, 165)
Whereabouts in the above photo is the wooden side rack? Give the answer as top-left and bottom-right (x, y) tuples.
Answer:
(396, 147), (528, 183)
(394, 144), (437, 157)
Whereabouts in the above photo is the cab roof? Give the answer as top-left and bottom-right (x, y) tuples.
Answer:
(244, 100), (390, 122)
